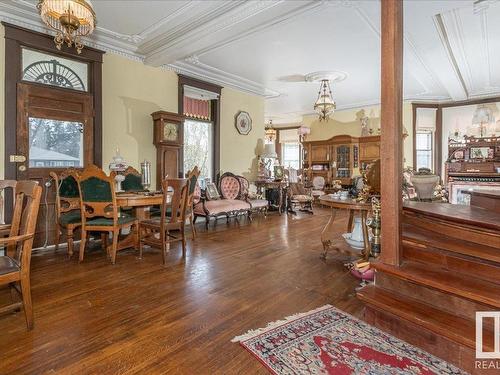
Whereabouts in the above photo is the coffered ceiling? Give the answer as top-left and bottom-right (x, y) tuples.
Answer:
(1, 0), (500, 123)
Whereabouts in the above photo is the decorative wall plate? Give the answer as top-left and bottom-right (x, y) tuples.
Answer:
(235, 111), (252, 135)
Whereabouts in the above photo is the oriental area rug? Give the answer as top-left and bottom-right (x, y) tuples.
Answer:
(232, 305), (466, 375)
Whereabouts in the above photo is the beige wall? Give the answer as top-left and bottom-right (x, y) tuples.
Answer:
(302, 103), (414, 167)
(102, 53), (178, 188)
(220, 87), (265, 181)
(0, 25), (5, 179)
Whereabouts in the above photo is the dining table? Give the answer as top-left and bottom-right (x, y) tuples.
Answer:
(113, 191), (172, 252)
(116, 191), (169, 220)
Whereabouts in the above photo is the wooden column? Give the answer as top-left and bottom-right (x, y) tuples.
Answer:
(380, 0), (403, 265)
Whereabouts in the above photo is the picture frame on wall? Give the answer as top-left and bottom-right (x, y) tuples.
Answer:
(235, 111), (252, 135)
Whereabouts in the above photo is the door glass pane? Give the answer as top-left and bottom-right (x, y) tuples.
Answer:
(183, 119), (213, 180)
(29, 117), (84, 168)
(22, 48), (88, 92)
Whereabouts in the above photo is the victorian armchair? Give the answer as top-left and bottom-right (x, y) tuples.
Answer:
(311, 176), (326, 199)
(288, 182), (313, 214)
(237, 175), (268, 217)
(77, 165), (138, 264)
(50, 169), (81, 257)
(0, 181), (42, 330)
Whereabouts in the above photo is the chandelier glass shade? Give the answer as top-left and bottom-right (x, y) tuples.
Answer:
(314, 79), (336, 121)
(37, 0), (97, 54)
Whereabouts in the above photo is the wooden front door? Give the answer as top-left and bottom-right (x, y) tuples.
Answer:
(16, 82), (94, 247)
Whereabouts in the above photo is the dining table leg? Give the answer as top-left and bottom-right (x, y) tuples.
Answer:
(134, 207), (149, 221)
(321, 206), (338, 260)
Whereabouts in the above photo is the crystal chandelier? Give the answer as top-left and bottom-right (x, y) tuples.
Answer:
(265, 120), (277, 143)
(37, 0), (97, 54)
(314, 79), (336, 121)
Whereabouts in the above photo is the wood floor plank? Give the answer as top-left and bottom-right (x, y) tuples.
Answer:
(0, 208), (363, 374)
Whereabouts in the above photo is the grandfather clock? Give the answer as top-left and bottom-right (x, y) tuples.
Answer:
(151, 111), (184, 189)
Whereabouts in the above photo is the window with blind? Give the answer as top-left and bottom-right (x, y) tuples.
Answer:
(279, 128), (301, 169)
(414, 107), (437, 172)
(180, 80), (221, 181)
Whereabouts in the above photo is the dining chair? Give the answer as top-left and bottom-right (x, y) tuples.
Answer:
(0, 180), (17, 239)
(0, 180), (42, 330)
(77, 165), (138, 264)
(139, 178), (188, 264)
(50, 169), (81, 257)
(185, 166), (200, 240)
(121, 166), (143, 192)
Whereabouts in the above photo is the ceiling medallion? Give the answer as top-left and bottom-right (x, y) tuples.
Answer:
(37, 0), (97, 54)
(314, 79), (336, 122)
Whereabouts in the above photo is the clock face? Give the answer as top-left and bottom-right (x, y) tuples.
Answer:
(163, 123), (178, 142)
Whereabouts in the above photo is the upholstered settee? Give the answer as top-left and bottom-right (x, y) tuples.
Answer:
(193, 172), (268, 228)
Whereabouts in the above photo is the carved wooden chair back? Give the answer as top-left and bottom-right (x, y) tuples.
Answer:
(161, 178), (188, 226)
(122, 166), (143, 192)
(6, 181), (42, 269)
(77, 165), (118, 226)
(185, 166), (200, 208)
(50, 169), (80, 220)
(0, 180), (17, 238)
(0, 180), (17, 226)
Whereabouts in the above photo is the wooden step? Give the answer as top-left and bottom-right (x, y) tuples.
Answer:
(402, 203), (500, 249)
(375, 272), (495, 321)
(372, 261), (500, 309)
(402, 225), (500, 285)
(402, 224), (500, 264)
(357, 285), (494, 352)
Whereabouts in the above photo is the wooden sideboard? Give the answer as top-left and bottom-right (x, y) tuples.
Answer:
(302, 135), (380, 186)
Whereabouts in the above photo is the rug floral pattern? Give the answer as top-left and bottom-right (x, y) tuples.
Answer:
(233, 305), (467, 375)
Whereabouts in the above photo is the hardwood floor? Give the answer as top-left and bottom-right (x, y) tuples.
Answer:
(0, 208), (363, 374)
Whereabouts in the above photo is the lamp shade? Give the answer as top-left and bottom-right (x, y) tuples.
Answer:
(262, 143), (277, 158)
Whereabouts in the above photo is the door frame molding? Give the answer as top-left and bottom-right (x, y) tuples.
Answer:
(3, 22), (104, 177)
(2, 22), (104, 221)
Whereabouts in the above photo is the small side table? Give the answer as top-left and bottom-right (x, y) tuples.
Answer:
(319, 196), (372, 261)
(255, 180), (288, 215)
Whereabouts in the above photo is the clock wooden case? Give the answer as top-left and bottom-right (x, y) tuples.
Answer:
(151, 111), (185, 189)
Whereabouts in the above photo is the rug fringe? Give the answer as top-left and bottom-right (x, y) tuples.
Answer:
(231, 304), (333, 343)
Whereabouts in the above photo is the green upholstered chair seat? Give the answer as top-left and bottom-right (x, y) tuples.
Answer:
(150, 206), (172, 217)
(86, 215), (136, 226)
(59, 210), (82, 226)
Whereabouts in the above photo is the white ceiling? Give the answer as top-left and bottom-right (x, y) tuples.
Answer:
(1, 0), (500, 123)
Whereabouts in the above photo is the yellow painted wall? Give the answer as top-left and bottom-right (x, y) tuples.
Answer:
(220, 87), (265, 180)
(302, 103), (414, 167)
(0, 25), (5, 179)
(102, 53), (178, 188)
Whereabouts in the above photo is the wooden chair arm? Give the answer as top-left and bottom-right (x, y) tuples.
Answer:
(0, 233), (34, 245)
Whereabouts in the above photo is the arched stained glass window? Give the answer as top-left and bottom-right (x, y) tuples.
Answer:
(21, 48), (88, 92)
